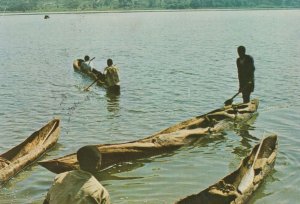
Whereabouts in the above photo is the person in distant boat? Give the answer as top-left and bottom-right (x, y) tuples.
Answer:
(104, 58), (120, 94)
(43, 145), (110, 204)
(80, 55), (93, 73)
(236, 46), (255, 103)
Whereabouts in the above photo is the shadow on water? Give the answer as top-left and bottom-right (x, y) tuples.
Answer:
(95, 162), (145, 181)
(95, 151), (177, 182)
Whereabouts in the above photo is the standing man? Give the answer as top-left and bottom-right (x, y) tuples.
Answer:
(104, 58), (120, 94)
(236, 46), (255, 103)
(43, 145), (110, 204)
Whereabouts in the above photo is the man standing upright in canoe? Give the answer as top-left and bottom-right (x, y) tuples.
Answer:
(104, 58), (120, 95)
(236, 46), (255, 103)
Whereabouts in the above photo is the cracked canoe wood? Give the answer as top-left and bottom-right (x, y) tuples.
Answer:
(175, 134), (278, 204)
(0, 119), (60, 185)
(38, 99), (258, 174)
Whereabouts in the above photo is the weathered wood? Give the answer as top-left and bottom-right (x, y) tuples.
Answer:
(0, 119), (60, 185)
(39, 99), (259, 174)
(175, 134), (278, 204)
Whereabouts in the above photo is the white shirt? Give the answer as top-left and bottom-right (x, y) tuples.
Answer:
(44, 170), (110, 204)
(81, 61), (93, 72)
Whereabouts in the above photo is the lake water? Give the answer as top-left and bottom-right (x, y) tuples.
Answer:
(0, 9), (299, 204)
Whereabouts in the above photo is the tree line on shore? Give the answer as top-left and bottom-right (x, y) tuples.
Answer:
(1, 0), (300, 12)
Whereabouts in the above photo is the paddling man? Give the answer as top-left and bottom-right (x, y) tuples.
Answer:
(81, 55), (93, 72)
(104, 58), (120, 94)
(43, 145), (110, 204)
(236, 46), (255, 103)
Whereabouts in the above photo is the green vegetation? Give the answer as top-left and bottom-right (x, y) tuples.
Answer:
(1, 0), (300, 12)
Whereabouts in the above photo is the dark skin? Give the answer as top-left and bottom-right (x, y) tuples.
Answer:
(236, 46), (255, 103)
(43, 146), (102, 204)
(80, 153), (102, 173)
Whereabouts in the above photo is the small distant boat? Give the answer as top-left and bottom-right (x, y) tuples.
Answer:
(44, 15), (50, 19)
(0, 119), (60, 185)
(175, 134), (278, 204)
(39, 99), (259, 174)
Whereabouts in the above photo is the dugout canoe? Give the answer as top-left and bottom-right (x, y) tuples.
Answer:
(73, 59), (106, 87)
(0, 119), (60, 185)
(39, 99), (259, 174)
(175, 134), (278, 204)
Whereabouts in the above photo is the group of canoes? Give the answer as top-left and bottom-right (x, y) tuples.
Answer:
(0, 93), (278, 203)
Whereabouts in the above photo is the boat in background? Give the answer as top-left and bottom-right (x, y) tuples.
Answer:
(39, 99), (259, 174)
(0, 118), (60, 185)
(175, 134), (278, 204)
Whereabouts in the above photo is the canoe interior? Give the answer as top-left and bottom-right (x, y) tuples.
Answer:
(155, 99), (258, 136)
(39, 99), (259, 174)
(0, 119), (60, 184)
(175, 134), (278, 204)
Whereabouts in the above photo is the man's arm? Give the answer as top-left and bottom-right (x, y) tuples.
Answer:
(236, 58), (243, 92)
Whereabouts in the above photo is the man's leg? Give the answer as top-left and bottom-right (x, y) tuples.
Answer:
(242, 90), (250, 103)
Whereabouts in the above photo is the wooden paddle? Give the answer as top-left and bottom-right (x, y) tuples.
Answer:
(224, 82), (252, 106)
(84, 78), (102, 91)
(238, 135), (264, 193)
(224, 91), (241, 106)
(84, 70), (105, 91)
(88, 57), (95, 65)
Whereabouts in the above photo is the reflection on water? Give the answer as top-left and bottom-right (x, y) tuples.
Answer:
(233, 125), (259, 157)
(96, 162), (144, 181)
(232, 113), (259, 157)
(188, 132), (227, 149)
(106, 92), (120, 114)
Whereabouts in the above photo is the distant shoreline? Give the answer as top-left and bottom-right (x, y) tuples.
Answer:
(1, 7), (299, 16)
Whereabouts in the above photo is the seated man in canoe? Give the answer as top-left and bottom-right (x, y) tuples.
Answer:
(79, 55), (94, 73)
(43, 145), (110, 204)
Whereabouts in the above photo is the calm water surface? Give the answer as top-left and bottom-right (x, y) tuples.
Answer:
(0, 10), (299, 204)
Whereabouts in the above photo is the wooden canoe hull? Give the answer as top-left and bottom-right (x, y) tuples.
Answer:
(39, 99), (259, 174)
(73, 59), (105, 87)
(175, 134), (278, 204)
(0, 119), (60, 185)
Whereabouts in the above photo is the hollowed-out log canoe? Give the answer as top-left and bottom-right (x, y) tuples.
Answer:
(73, 59), (106, 87)
(39, 99), (259, 174)
(0, 119), (60, 185)
(175, 134), (278, 204)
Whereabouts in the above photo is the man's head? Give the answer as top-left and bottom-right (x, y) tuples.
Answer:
(107, 59), (113, 66)
(84, 55), (90, 62)
(77, 145), (102, 173)
(237, 46), (246, 58)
